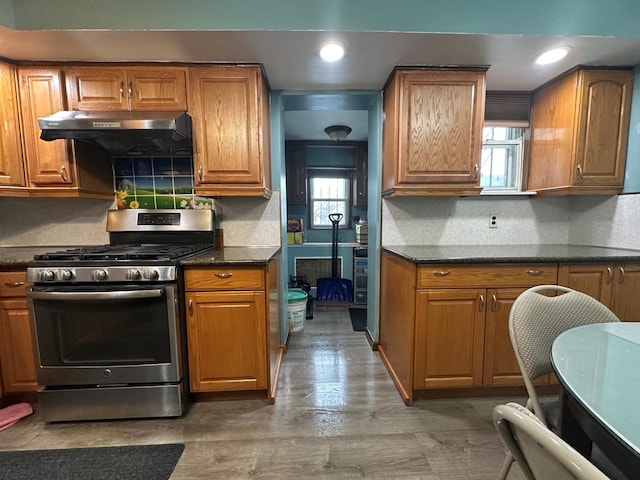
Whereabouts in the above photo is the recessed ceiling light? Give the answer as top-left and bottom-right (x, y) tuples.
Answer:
(319, 43), (345, 62)
(535, 46), (572, 65)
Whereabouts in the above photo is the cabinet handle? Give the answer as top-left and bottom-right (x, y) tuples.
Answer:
(119, 81), (125, 98)
(491, 294), (497, 312)
(127, 82), (133, 99)
(214, 273), (233, 279)
(526, 269), (543, 276)
(198, 165), (203, 182)
(473, 164), (479, 179)
(607, 266), (613, 284)
(619, 266), (626, 284)
(577, 164), (583, 181)
(188, 298), (193, 316)
(479, 294), (485, 312)
(60, 165), (69, 182)
(432, 271), (451, 277)
(4, 281), (24, 288)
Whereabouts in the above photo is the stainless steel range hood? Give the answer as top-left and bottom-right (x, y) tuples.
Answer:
(38, 111), (193, 156)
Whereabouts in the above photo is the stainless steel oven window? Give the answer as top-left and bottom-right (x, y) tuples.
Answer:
(28, 284), (181, 386)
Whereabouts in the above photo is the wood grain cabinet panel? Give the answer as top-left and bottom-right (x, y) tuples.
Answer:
(382, 68), (486, 197)
(0, 271), (37, 395)
(379, 252), (559, 403)
(17, 67), (115, 199)
(65, 66), (187, 111)
(0, 62), (25, 189)
(188, 65), (272, 198)
(560, 262), (640, 322)
(285, 143), (307, 205)
(185, 259), (280, 400)
(529, 68), (633, 196)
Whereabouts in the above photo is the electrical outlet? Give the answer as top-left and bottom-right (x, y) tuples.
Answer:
(489, 215), (498, 228)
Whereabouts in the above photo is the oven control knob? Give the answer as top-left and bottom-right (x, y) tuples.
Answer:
(126, 269), (142, 280)
(143, 268), (160, 280)
(91, 269), (108, 281)
(41, 270), (56, 281)
(60, 270), (73, 281)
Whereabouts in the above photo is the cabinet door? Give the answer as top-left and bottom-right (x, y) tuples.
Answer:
(574, 70), (632, 187)
(396, 69), (485, 186)
(558, 263), (612, 306)
(0, 299), (38, 393)
(414, 289), (485, 389)
(186, 291), (267, 392)
(18, 68), (75, 186)
(483, 288), (527, 386)
(65, 67), (129, 110)
(354, 145), (368, 205)
(189, 66), (271, 196)
(127, 67), (187, 111)
(611, 264), (640, 322)
(0, 63), (24, 187)
(285, 143), (307, 205)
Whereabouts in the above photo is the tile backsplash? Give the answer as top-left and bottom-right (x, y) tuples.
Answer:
(113, 156), (213, 209)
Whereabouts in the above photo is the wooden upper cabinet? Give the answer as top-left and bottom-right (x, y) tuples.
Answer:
(528, 68), (633, 196)
(382, 68), (486, 197)
(65, 66), (188, 111)
(285, 143), (307, 205)
(0, 62), (25, 188)
(354, 144), (368, 205)
(188, 65), (272, 198)
(18, 67), (75, 187)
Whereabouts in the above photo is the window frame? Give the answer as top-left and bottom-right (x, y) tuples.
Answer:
(306, 167), (354, 230)
(480, 124), (527, 194)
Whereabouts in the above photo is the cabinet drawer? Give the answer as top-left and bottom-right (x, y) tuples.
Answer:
(185, 267), (264, 291)
(0, 272), (29, 297)
(418, 264), (558, 289)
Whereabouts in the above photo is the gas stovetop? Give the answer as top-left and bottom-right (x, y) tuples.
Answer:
(27, 208), (217, 284)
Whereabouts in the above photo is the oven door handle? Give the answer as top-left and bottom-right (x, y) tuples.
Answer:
(28, 289), (165, 301)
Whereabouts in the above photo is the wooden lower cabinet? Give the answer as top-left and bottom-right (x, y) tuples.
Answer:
(0, 271), (38, 395)
(559, 262), (640, 322)
(184, 258), (281, 401)
(379, 251), (558, 404)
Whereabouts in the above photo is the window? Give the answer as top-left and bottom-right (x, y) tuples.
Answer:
(481, 126), (525, 192)
(308, 168), (352, 228)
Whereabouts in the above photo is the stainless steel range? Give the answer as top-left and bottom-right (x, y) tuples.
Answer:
(26, 208), (216, 422)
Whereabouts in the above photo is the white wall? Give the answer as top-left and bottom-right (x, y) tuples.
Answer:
(381, 196), (571, 246)
(0, 193), (282, 247)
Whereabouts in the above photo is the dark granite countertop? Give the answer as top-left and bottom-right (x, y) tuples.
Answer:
(382, 244), (640, 264)
(180, 246), (281, 266)
(0, 246), (87, 268)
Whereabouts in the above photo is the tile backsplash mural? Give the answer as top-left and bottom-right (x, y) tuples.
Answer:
(113, 156), (213, 209)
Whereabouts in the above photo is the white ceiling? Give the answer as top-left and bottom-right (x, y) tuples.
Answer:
(2, 27), (640, 141)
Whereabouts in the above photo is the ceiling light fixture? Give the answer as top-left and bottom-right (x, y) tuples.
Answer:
(534, 46), (572, 65)
(319, 43), (345, 62)
(324, 125), (352, 142)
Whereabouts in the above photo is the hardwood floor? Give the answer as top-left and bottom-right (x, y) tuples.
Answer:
(0, 305), (526, 479)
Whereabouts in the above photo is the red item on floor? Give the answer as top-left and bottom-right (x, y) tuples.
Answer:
(0, 402), (33, 431)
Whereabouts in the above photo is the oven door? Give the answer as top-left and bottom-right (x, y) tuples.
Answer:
(27, 284), (182, 386)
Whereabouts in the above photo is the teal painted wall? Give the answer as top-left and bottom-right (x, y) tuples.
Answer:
(6, 0), (640, 39)
(623, 65), (640, 194)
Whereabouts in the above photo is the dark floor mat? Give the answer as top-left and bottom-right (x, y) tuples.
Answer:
(0, 443), (185, 480)
(349, 308), (367, 332)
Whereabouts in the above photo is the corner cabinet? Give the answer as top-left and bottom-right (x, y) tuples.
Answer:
(0, 270), (38, 395)
(0, 62), (25, 190)
(528, 68), (633, 196)
(382, 67), (486, 197)
(184, 257), (281, 402)
(17, 67), (115, 199)
(65, 66), (188, 111)
(188, 65), (272, 198)
(378, 251), (558, 404)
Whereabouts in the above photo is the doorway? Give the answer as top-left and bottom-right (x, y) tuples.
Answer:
(273, 91), (382, 344)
